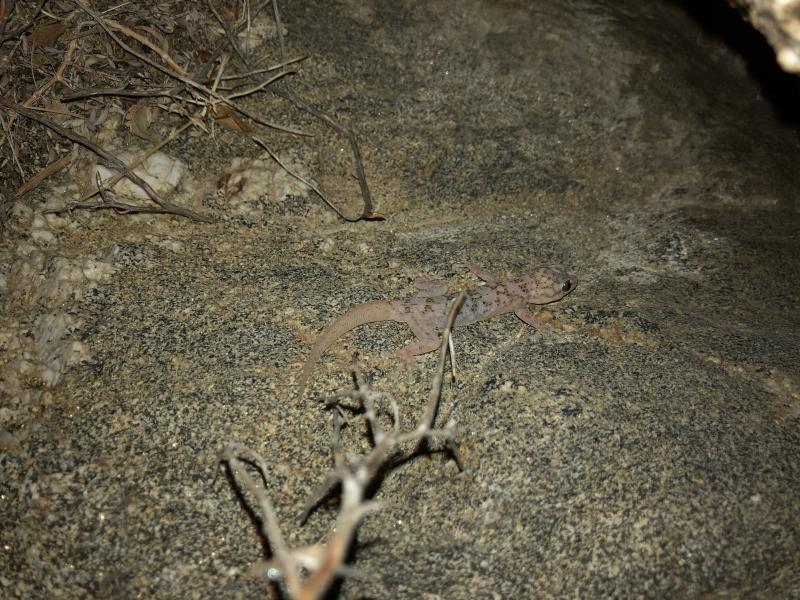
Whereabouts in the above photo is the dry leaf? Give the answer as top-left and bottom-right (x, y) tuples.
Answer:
(214, 105), (250, 133)
(138, 25), (169, 55)
(44, 99), (71, 120)
(28, 22), (68, 48)
(126, 102), (160, 143)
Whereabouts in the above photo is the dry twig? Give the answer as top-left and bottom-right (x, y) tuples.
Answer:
(254, 136), (362, 223)
(221, 295), (465, 599)
(0, 0), (47, 44)
(72, 0), (302, 136)
(0, 36), (76, 160)
(241, 0), (383, 221)
(0, 97), (214, 221)
(272, 0), (382, 220)
(58, 53), (232, 211)
(301, 294), (466, 523)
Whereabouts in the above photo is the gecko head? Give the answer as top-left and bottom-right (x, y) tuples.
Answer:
(525, 267), (577, 304)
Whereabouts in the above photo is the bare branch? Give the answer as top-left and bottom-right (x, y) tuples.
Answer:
(254, 136), (364, 223)
(221, 444), (302, 595)
(72, 0), (304, 136)
(0, 98), (214, 222)
(223, 297), (465, 598)
(0, 37), (76, 149)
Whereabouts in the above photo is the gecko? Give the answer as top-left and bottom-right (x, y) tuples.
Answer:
(297, 265), (577, 400)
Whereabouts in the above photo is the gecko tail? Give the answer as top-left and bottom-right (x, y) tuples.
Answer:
(296, 300), (397, 401)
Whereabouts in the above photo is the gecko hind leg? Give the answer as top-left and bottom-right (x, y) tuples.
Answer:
(395, 317), (442, 366)
(514, 308), (556, 333)
(453, 262), (500, 285)
(412, 276), (448, 297)
(398, 331), (458, 382)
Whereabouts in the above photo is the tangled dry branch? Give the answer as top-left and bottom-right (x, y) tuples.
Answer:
(221, 294), (465, 599)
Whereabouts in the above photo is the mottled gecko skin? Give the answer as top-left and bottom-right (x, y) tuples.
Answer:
(297, 266), (576, 400)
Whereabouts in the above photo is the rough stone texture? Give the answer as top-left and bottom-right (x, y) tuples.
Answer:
(731, 0), (800, 72)
(2, 0), (800, 598)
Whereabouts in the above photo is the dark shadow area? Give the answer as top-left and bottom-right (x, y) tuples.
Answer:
(668, 0), (800, 127)
(219, 460), (283, 599)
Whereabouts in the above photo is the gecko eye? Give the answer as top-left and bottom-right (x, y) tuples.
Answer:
(562, 280), (572, 292)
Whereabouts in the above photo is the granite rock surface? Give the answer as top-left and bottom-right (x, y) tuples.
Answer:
(1, 1), (799, 598)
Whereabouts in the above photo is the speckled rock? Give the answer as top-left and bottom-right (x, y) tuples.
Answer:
(1, 1), (799, 598)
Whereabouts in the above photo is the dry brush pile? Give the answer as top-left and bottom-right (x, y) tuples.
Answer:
(0, 0), (382, 223)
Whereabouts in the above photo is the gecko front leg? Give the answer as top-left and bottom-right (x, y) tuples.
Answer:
(514, 308), (556, 333)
